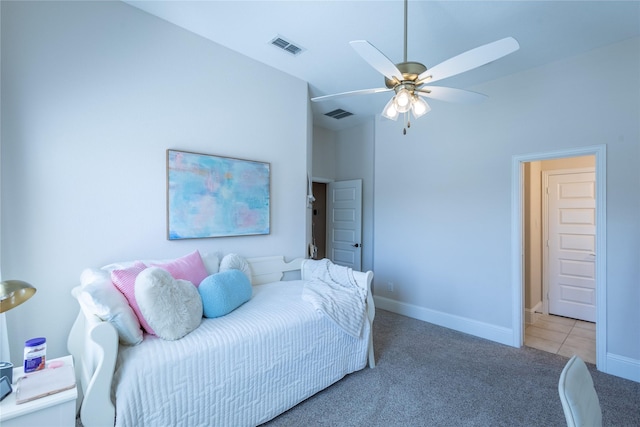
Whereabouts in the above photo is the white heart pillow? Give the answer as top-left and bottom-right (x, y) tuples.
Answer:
(135, 267), (203, 340)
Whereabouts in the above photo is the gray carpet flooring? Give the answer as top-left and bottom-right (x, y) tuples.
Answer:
(263, 309), (640, 426)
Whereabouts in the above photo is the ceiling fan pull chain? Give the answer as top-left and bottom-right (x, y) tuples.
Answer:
(403, 112), (409, 135)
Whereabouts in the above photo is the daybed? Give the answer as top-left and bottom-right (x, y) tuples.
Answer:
(67, 253), (375, 427)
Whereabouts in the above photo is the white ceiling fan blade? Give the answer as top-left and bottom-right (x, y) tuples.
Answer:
(416, 86), (487, 104)
(311, 87), (391, 102)
(350, 40), (403, 82)
(418, 37), (520, 84)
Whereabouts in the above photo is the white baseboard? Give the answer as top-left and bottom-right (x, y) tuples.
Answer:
(525, 302), (542, 324)
(374, 296), (640, 383)
(605, 353), (640, 383)
(373, 295), (513, 346)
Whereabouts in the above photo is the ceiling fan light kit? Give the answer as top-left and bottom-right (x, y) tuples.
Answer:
(311, 0), (520, 134)
(382, 87), (430, 122)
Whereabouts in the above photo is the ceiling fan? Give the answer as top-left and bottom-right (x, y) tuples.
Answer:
(311, 0), (520, 134)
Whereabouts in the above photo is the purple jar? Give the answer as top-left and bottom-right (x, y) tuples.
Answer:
(24, 337), (46, 373)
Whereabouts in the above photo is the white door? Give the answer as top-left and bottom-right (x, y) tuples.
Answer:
(326, 179), (362, 271)
(546, 170), (596, 322)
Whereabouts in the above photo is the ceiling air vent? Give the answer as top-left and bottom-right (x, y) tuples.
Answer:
(270, 35), (305, 56)
(325, 109), (353, 120)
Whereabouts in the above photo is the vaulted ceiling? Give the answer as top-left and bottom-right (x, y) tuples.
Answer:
(124, 1), (640, 131)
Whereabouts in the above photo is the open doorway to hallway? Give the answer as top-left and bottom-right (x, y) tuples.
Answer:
(522, 155), (596, 364)
(311, 182), (327, 259)
(311, 179), (363, 270)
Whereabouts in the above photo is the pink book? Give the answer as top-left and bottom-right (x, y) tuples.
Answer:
(15, 365), (75, 404)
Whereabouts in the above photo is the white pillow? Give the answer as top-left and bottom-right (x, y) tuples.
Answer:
(200, 252), (220, 275)
(73, 268), (143, 346)
(219, 253), (252, 284)
(135, 267), (203, 341)
(101, 260), (143, 271)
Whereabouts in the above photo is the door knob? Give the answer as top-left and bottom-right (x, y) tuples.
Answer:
(352, 243), (360, 248)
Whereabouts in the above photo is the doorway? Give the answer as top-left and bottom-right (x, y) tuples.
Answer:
(311, 182), (327, 259)
(311, 179), (363, 271)
(524, 158), (596, 363)
(512, 146), (606, 370)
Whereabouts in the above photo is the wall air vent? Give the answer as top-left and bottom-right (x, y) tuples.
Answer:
(270, 35), (305, 56)
(325, 109), (353, 120)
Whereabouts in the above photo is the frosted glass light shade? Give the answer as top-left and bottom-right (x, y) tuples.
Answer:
(394, 88), (412, 113)
(411, 96), (430, 118)
(382, 97), (399, 120)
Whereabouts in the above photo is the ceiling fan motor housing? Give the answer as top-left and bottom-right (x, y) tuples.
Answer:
(385, 61), (428, 88)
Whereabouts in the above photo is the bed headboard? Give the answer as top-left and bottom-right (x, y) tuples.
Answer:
(246, 256), (303, 285)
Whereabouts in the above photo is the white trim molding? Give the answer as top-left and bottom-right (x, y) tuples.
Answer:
(606, 353), (640, 383)
(374, 296), (514, 346)
(525, 301), (542, 325)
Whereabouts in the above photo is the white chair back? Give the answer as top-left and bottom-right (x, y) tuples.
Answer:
(558, 355), (602, 427)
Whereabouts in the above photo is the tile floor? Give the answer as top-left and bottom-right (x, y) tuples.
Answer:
(525, 313), (596, 364)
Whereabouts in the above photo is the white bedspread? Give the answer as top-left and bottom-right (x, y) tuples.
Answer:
(112, 280), (370, 427)
(302, 259), (367, 338)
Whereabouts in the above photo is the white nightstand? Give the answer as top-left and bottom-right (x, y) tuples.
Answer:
(0, 355), (77, 427)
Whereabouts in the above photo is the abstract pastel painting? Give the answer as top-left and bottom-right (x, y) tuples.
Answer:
(167, 150), (270, 239)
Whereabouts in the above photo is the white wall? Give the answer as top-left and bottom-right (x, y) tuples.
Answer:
(372, 37), (639, 381)
(1, 1), (309, 364)
(312, 126), (337, 180)
(335, 122), (375, 274)
(312, 121), (375, 273)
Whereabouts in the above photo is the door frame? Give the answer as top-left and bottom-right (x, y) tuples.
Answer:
(511, 145), (606, 371)
(542, 167), (596, 318)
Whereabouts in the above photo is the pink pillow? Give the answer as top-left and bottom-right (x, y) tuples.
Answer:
(151, 250), (208, 287)
(111, 262), (155, 335)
